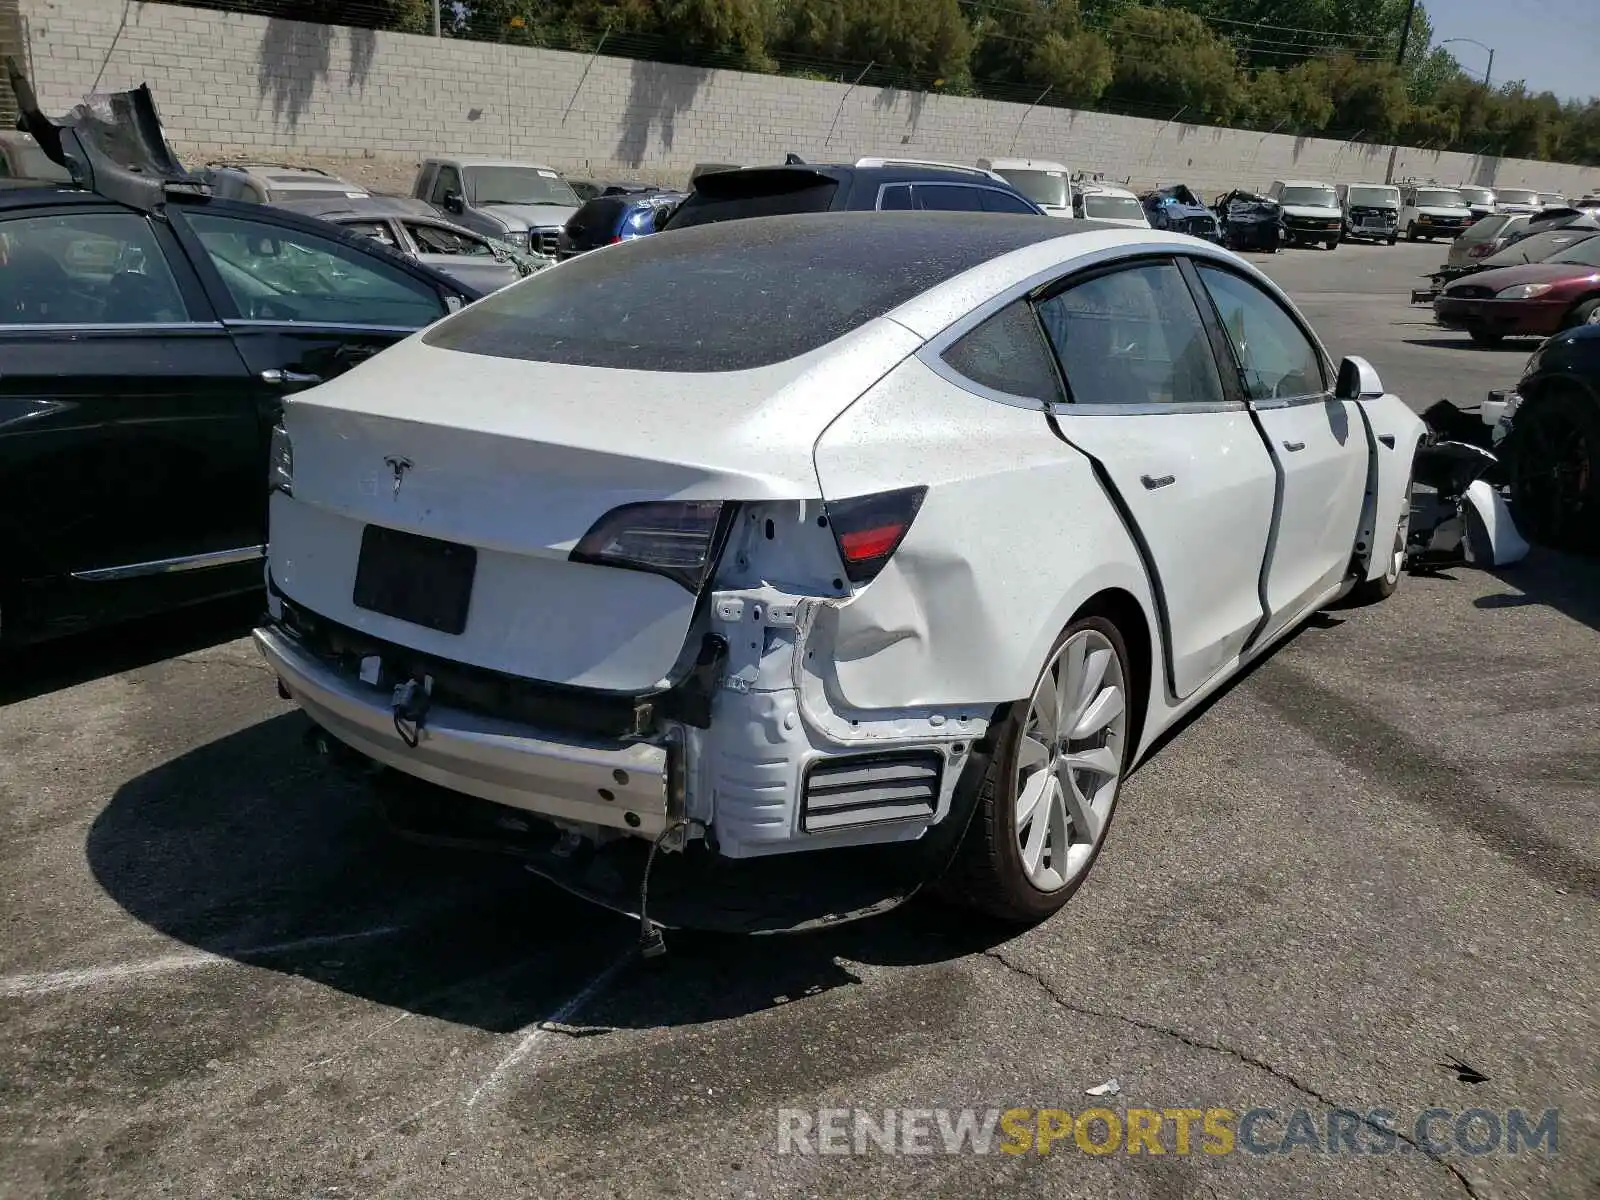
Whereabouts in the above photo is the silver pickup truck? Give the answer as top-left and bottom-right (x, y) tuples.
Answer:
(412, 157), (580, 257)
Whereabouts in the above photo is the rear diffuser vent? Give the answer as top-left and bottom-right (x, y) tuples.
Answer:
(801, 751), (942, 832)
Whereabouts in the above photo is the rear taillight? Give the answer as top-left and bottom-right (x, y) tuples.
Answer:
(1468, 243), (1492, 258)
(571, 501), (729, 591)
(824, 487), (926, 585)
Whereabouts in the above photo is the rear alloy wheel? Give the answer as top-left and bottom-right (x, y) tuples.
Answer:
(941, 616), (1132, 923)
(1509, 388), (1600, 552)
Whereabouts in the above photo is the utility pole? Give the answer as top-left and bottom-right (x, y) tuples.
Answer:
(432, 0), (442, 38)
(1483, 48), (1494, 91)
(1394, 0), (1417, 66)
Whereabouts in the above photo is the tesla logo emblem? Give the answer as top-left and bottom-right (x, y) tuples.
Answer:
(384, 456), (412, 498)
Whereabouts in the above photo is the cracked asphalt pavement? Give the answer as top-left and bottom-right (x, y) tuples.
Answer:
(1, 242), (1596, 1200)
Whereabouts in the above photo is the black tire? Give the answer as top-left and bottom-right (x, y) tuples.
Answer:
(1387, 236), (1398, 246)
(1406, 222), (1419, 241)
(1563, 297), (1600, 329)
(1469, 329), (1504, 346)
(1508, 387), (1600, 552)
(1324, 239), (1338, 250)
(938, 614), (1135, 924)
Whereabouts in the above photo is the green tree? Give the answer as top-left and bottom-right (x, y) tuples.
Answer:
(774, 0), (972, 86)
(1105, 6), (1241, 121)
(968, 0), (1112, 104)
(1324, 53), (1408, 137)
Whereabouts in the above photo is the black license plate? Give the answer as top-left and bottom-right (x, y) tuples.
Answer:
(352, 525), (476, 635)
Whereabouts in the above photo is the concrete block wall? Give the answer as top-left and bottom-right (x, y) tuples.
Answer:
(19, 0), (1600, 196)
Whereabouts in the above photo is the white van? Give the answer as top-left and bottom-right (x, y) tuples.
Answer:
(1399, 184), (1474, 242)
(977, 157), (1072, 217)
(1336, 182), (1400, 244)
(1267, 179), (1343, 248)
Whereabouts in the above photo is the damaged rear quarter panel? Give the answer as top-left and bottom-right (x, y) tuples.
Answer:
(811, 357), (1160, 712)
(1355, 393), (1426, 582)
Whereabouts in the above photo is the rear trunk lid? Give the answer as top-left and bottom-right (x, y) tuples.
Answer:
(272, 321), (921, 692)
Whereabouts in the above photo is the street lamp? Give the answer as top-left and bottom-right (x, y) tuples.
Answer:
(1441, 37), (1495, 91)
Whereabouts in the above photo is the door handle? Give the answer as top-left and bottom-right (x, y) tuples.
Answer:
(260, 368), (323, 387)
(1140, 473), (1176, 490)
(1283, 440), (1307, 452)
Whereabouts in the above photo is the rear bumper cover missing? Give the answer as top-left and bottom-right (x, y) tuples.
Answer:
(255, 624), (675, 839)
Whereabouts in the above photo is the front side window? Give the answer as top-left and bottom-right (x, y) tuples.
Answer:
(940, 301), (1063, 404)
(0, 211), (189, 325)
(429, 165), (462, 207)
(1195, 266), (1325, 401)
(406, 221), (492, 257)
(1036, 260), (1225, 407)
(185, 212), (445, 327)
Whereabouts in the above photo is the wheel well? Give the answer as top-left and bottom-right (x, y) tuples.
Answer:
(1073, 588), (1153, 756)
(1562, 291), (1600, 325)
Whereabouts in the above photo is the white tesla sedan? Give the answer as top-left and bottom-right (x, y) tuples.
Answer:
(255, 212), (1422, 925)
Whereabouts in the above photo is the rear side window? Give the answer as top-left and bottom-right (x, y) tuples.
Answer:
(425, 215), (1039, 372)
(940, 301), (1063, 404)
(878, 185), (914, 211)
(1036, 261), (1225, 407)
(916, 185), (988, 212)
(980, 189), (1040, 215)
(666, 171), (838, 229)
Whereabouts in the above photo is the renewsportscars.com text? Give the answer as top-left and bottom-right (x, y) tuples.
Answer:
(777, 1106), (1559, 1157)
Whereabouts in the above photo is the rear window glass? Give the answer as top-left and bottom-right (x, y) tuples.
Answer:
(424, 213), (1064, 372)
(666, 171), (838, 229)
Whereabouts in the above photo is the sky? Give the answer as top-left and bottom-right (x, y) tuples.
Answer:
(1429, 0), (1600, 102)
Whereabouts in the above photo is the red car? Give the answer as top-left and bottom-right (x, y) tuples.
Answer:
(1435, 235), (1600, 344)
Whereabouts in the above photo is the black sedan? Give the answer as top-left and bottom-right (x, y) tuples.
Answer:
(0, 86), (482, 648)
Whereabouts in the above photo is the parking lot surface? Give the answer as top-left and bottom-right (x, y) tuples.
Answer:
(2, 242), (1595, 1200)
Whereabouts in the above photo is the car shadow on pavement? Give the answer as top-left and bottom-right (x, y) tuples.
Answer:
(0, 594), (261, 708)
(1478, 547), (1600, 632)
(1401, 336), (1534, 352)
(88, 711), (1012, 1035)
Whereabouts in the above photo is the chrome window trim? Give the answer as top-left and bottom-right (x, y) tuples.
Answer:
(222, 319), (425, 335)
(915, 242), (1256, 416)
(72, 544), (265, 582)
(1055, 399), (1249, 417)
(1248, 393), (1335, 411)
(0, 321), (226, 334)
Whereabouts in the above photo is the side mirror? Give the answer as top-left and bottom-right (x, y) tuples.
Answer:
(651, 205), (674, 233)
(443, 190), (464, 214)
(1335, 355), (1384, 401)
